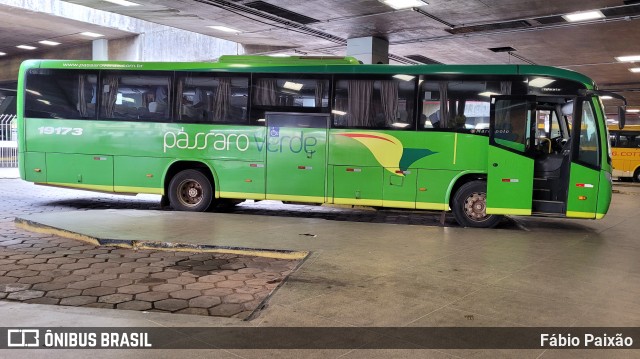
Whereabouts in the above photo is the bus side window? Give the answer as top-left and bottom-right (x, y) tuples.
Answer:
(333, 76), (415, 130)
(577, 100), (600, 167)
(100, 72), (171, 122)
(418, 79), (519, 133)
(251, 76), (329, 125)
(25, 69), (97, 120)
(177, 73), (249, 124)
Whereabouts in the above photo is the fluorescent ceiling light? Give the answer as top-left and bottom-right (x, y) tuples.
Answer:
(600, 96), (613, 100)
(39, 40), (60, 46)
(630, 68), (640, 73)
(616, 55), (640, 62)
(392, 74), (415, 81)
(257, 118), (266, 122)
(380, 0), (428, 10)
(208, 25), (240, 33)
(392, 122), (410, 128)
(37, 99), (51, 105)
(332, 110), (347, 116)
(627, 109), (640, 113)
(529, 77), (555, 88)
(479, 91), (500, 97)
(283, 81), (303, 91)
(103, 0), (141, 6)
(16, 45), (36, 50)
(80, 32), (104, 38)
(562, 10), (604, 23)
(0, 52), (6, 56)
(26, 89), (42, 96)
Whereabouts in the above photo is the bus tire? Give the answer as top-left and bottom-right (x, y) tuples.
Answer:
(168, 169), (213, 212)
(451, 180), (502, 228)
(634, 168), (640, 183)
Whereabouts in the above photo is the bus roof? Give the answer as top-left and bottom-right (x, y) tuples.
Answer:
(19, 56), (595, 87)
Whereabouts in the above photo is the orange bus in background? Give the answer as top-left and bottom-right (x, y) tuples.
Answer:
(609, 125), (640, 181)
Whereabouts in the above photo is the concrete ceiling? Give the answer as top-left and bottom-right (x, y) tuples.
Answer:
(3, 0), (640, 118)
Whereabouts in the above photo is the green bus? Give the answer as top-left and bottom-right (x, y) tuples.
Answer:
(16, 56), (624, 228)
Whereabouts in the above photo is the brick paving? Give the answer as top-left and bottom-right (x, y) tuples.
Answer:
(0, 179), (300, 319)
(0, 177), (514, 319)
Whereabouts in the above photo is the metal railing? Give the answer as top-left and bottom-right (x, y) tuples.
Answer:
(0, 114), (17, 168)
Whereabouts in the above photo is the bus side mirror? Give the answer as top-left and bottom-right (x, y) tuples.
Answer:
(619, 106), (626, 130)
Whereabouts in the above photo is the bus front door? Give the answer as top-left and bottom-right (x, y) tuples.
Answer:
(265, 112), (328, 203)
(486, 96), (536, 216)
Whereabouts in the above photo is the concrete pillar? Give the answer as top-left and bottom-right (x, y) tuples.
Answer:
(92, 39), (109, 60)
(346, 37), (389, 64)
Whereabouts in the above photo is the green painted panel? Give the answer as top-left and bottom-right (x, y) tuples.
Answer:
(46, 153), (113, 189)
(214, 160), (265, 199)
(333, 166), (383, 206)
(596, 170), (612, 217)
(382, 169), (417, 209)
(416, 169), (458, 209)
(566, 163), (601, 218)
(23, 152), (46, 183)
(486, 146), (534, 214)
(113, 156), (166, 191)
(266, 126), (327, 199)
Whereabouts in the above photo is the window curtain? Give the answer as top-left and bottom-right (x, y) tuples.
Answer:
(77, 75), (88, 117)
(348, 80), (374, 127)
(315, 81), (327, 107)
(500, 81), (512, 95)
(176, 79), (185, 119)
(253, 79), (277, 106)
(102, 76), (119, 118)
(439, 82), (449, 128)
(380, 80), (399, 126)
(213, 78), (231, 121)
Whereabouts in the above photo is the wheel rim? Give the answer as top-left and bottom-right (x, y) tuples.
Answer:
(463, 191), (490, 222)
(176, 178), (203, 208)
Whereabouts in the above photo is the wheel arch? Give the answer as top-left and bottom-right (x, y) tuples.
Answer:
(163, 160), (219, 198)
(447, 171), (488, 209)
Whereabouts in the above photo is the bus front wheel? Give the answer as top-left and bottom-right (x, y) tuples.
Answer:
(634, 168), (640, 183)
(168, 169), (213, 212)
(452, 181), (502, 228)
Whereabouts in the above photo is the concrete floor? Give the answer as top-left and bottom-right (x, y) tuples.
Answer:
(2, 179), (640, 357)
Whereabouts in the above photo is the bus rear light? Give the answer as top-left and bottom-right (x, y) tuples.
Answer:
(249, 163), (264, 168)
(298, 166), (312, 170)
(395, 170), (411, 175)
(346, 168), (361, 172)
(501, 178), (519, 183)
(575, 183), (594, 188)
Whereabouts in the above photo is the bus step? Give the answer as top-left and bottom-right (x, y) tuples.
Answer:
(533, 188), (551, 201)
(532, 200), (564, 214)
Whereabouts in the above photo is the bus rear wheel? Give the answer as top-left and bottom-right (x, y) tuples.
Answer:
(452, 180), (502, 228)
(168, 169), (213, 212)
(634, 168), (640, 183)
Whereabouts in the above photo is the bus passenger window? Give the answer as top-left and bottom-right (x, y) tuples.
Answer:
(251, 76), (329, 124)
(100, 73), (171, 122)
(333, 76), (415, 130)
(418, 79), (519, 133)
(178, 74), (248, 124)
(25, 69), (97, 120)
